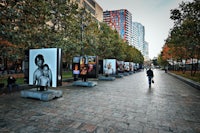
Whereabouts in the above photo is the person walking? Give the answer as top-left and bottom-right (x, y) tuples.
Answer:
(80, 66), (88, 82)
(146, 68), (154, 88)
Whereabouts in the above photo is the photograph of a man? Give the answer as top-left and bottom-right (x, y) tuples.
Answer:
(29, 48), (58, 87)
(33, 54), (52, 87)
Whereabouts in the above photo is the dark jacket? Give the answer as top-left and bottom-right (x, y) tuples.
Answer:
(7, 76), (16, 85)
(147, 69), (154, 77)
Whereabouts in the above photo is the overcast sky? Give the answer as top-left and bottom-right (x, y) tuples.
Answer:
(95, 0), (192, 59)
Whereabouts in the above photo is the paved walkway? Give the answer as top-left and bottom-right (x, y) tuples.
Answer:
(0, 69), (200, 133)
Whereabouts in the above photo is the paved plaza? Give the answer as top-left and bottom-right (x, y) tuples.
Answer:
(0, 69), (200, 133)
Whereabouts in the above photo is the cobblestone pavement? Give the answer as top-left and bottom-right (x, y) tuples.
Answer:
(0, 69), (200, 133)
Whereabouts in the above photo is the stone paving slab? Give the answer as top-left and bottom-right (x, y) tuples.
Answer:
(123, 72), (129, 76)
(72, 81), (97, 87)
(0, 69), (200, 133)
(98, 76), (116, 81)
(111, 74), (124, 78)
(21, 88), (63, 101)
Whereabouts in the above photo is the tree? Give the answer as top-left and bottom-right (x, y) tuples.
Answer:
(157, 53), (168, 68)
(0, 38), (21, 72)
(1, 0), (144, 71)
(111, 33), (126, 60)
(167, 0), (200, 75)
(0, 0), (81, 67)
(96, 23), (114, 59)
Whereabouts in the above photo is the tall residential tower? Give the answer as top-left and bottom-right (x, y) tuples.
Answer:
(103, 9), (132, 45)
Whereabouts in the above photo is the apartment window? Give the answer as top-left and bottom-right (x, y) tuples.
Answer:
(86, 0), (95, 8)
(83, 1), (95, 15)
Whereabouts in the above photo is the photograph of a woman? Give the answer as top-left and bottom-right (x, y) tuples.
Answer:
(103, 59), (116, 75)
(80, 56), (88, 82)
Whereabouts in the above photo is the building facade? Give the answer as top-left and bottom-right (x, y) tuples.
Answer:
(74, 0), (103, 22)
(143, 41), (149, 61)
(132, 22), (149, 60)
(132, 22), (147, 57)
(103, 9), (132, 45)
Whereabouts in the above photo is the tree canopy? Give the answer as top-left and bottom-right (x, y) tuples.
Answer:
(159, 0), (199, 75)
(165, 0), (200, 60)
(0, 0), (144, 69)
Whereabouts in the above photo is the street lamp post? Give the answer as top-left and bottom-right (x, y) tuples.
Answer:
(80, 10), (86, 56)
(81, 16), (84, 56)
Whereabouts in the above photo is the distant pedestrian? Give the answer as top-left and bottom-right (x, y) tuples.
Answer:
(7, 75), (19, 93)
(146, 68), (154, 88)
(80, 66), (88, 82)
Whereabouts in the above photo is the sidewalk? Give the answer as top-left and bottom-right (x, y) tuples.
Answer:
(1, 70), (199, 92)
(0, 70), (200, 132)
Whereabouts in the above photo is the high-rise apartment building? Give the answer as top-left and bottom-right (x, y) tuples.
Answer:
(103, 9), (132, 45)
(73, 0), (103, 22)
(132, 22), (145, 55)
(144, 41), (149, 60)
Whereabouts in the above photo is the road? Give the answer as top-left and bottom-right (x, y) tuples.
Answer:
(0, 69), (200, 133)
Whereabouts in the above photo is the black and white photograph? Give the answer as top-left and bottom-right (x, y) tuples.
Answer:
(29, 48), (58, 87)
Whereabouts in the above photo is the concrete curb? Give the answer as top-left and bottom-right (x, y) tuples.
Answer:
(168, 72), (200, 90)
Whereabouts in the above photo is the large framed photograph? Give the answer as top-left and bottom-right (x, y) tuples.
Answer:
(29, 48), (62, 87)
(129, 62), (134, 72)
(117, 61), (124, 73)
(87, 56), (98, 78)
(79, 56), (88, 77)
(72, 56), (80, 75)
(124, 62), (130, 72)
(103, 59), (116, 75)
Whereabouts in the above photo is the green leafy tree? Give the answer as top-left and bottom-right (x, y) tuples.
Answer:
(96, 23), (114, 59)
(0, 0), (80, 67)
(168, 0), (200, 75)
(1, 0), (144, 71)
(111, 32), (126, 60)
(157, 53), (168, 68)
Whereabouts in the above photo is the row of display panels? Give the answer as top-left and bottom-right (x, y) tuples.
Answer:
(24, 48), (140, 88)
(73, 56), (140, 78)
